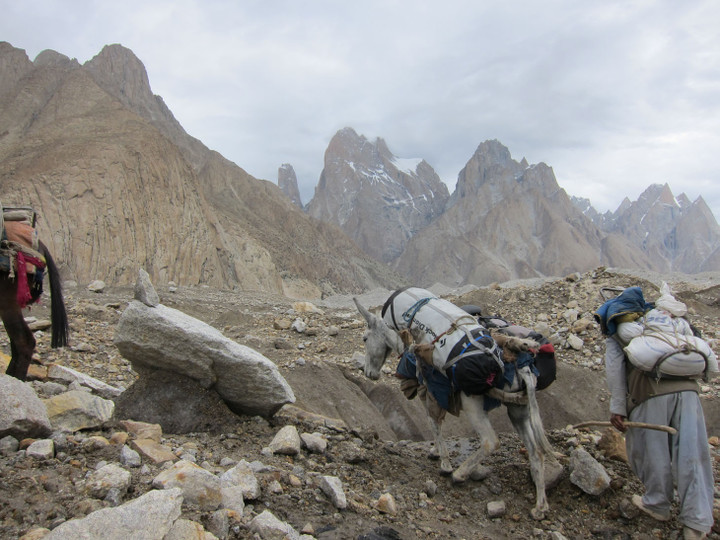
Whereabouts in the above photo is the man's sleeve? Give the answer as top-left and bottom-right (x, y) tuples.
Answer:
(604, 336), (627, 417)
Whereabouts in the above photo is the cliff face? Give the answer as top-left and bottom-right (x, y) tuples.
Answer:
(0, 42), (406, 297)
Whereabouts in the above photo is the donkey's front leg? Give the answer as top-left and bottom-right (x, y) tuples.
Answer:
(452, 393), (498, 483)
(421, 393), (453, 474)
(427, 413), (453, 475)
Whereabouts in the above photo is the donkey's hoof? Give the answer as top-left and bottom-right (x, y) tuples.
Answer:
(530, 506), (548, 521)
(440, 462), (453, 476)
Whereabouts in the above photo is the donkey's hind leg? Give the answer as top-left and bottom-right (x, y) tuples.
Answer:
(452, 393), (499, 483)
(507, 402), (548, 520)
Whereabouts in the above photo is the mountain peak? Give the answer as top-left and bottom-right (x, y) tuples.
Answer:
(450, 139), (556, 205)
(85, 43), (153, 104)
(34, 49), (78, 68)
(278, 163), (303, 208)
(307, 128), (449, 262)
(474, 139), (513, 165)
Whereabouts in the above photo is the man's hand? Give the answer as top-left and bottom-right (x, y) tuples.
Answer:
(610, 413), (627, 432)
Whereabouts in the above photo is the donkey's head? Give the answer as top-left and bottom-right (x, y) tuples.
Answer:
(353, 297), (404, 380)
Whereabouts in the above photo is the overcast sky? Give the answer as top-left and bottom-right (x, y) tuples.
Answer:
(3, 1), (719, 219)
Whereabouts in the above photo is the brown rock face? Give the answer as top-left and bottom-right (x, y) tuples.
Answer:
(0, 42), (405, 296)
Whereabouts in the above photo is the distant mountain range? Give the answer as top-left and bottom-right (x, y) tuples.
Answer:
(1, 41), (718, 297)
(281, 128), (720, 285)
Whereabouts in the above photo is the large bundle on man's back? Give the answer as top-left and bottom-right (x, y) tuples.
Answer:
(619, 308), (718, 379)
(608, 283), (720, 380)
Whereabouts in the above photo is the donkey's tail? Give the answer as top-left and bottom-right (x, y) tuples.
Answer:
(40, 241), (68, 348)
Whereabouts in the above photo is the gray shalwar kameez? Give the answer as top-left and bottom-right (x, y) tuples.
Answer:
(604, 337), (714, 534)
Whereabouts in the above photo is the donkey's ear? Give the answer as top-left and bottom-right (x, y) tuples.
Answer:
(353, 297), (378, 326)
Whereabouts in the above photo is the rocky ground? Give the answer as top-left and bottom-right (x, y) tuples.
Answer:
(1, 267), (720, 539)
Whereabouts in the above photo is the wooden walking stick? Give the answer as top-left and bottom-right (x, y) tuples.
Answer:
(572, 421), (677, 435)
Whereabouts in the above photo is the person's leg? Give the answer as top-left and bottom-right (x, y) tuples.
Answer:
(626, 395), (674, 519)
(672, 392), (714, 534)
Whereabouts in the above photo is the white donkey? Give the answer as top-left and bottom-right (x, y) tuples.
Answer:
(354, 287), (562, 520)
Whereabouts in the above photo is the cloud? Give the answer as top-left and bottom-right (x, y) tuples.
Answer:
(2, 0), (719, 217)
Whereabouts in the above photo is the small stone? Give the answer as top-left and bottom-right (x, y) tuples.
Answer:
(487, 500), (506, 518)
(0, 436), (19, 455)
(423, 479), (438, 497)
(25, 439), (54, 459)
(87, 280), (106, 293)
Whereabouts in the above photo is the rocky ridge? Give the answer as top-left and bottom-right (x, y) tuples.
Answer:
(392, 141), (635, 286)
(0, 268), (719, 539)
(3, 40), (718, 297)
(305, 134), (720, 285)
(598, 184), (720, 273)
(0, 41), (406, 297)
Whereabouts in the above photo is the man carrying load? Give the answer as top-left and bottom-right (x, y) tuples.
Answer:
(596, 284), (717, 539)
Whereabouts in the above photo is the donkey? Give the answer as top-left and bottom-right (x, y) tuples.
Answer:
(354, 287), (562, 520)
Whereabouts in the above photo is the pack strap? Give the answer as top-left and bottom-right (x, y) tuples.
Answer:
(402, 298), (432, 327)
(643, 329), (709, 381)
(442, 330), (503, 371)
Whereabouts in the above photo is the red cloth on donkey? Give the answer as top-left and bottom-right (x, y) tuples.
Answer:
(3, 221), (46, 308)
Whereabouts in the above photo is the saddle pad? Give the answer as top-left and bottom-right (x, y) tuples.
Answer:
(396, 351), (455, 411)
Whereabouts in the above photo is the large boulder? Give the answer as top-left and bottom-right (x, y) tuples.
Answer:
(114, 300), (295, 418)
(44, 487), (183, 539)
(0, 374), (52, 439)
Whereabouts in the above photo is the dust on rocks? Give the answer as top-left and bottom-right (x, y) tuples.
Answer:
(1, 268), (719, 539)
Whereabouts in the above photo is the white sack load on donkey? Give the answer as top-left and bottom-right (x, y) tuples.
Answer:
(381, 286), (506, 395)
(617, 283), (719, 380)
